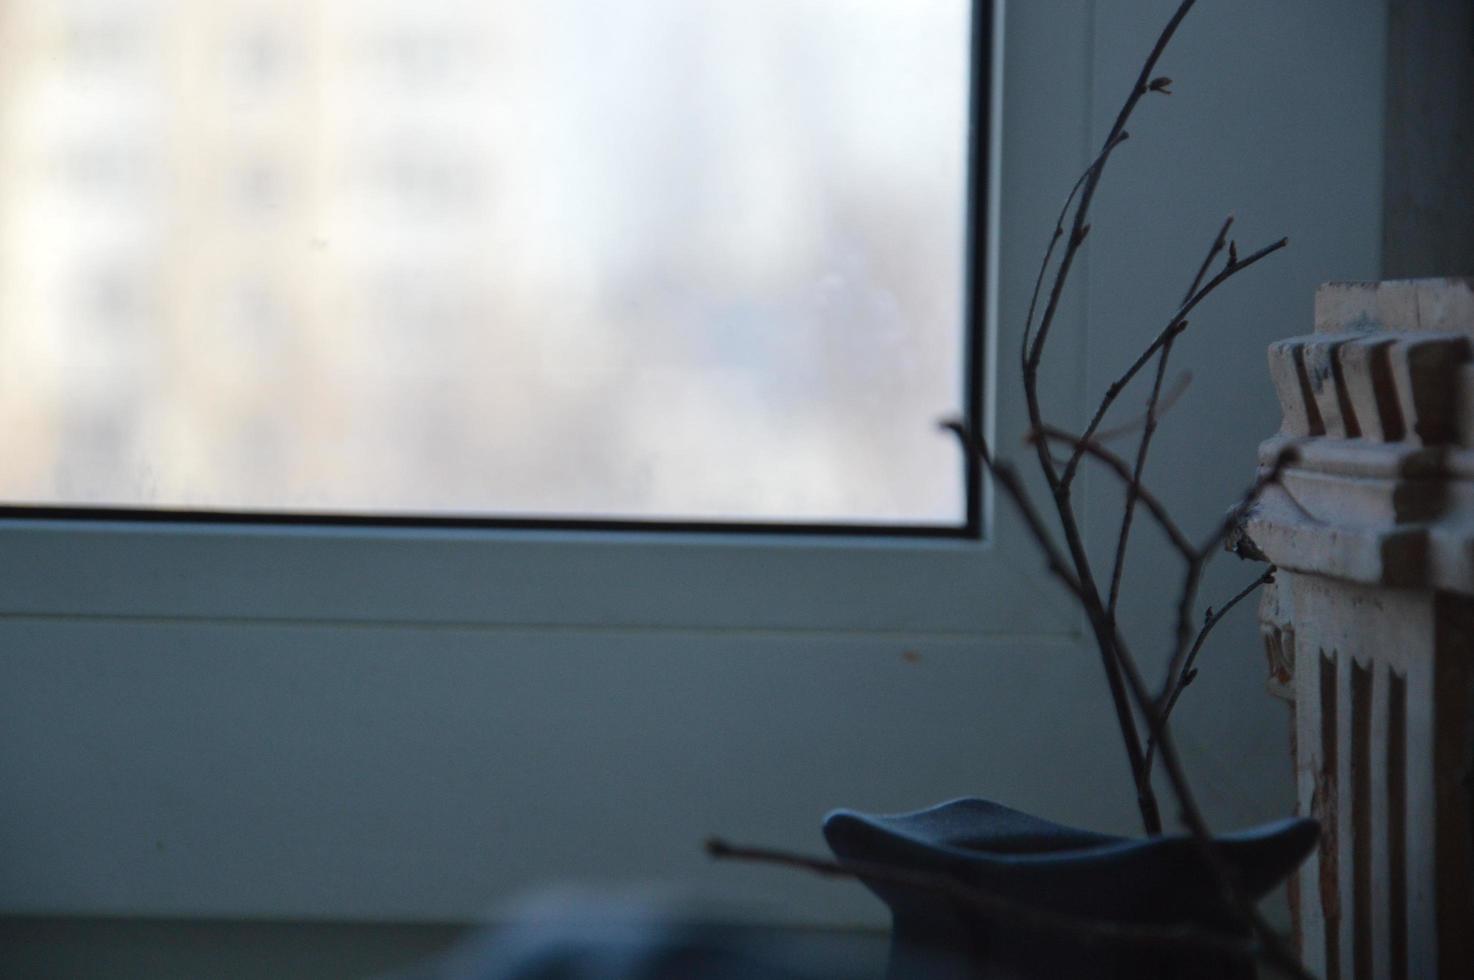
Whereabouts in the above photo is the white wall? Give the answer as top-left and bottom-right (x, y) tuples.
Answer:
(0, 0), (1385, 939)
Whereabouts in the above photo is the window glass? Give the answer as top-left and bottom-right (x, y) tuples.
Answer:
(0, 1), (971, 524)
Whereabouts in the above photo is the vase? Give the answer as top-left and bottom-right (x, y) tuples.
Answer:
(823, 798), (1317, 980)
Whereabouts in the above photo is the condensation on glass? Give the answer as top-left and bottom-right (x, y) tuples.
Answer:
(0, 1), (971, 524)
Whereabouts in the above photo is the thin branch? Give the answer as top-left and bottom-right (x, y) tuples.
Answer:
(940, 4), (1308, 975)
(1106, 216), (1237, 615)
(1012, 3), (1203, 841)
(1029, 425), (1195, 563)
(1184, 216), (1236, 306)
(1109, 337), (1176, 612)
(941, 422), (1082, 598)
(1106, 352), (1197, 606)
(712, 0), (1312, 970)
(1198, 446), (1301, 559)
(1102, 627), (1316, 980)
(1025, 0), (1197, 374)
(705, 838), (1264, 961)
(1021, 130), (1130, 372)
(949, 418), (1310, 980)
(1145, 566), (1277, 771)
(945, 421), (1160, 832)
(1155, 445), (1300, 749)
(1059, 235), (1289, 490)
(1093, 370), (1192, 443)
(974, 425), (1205, 853)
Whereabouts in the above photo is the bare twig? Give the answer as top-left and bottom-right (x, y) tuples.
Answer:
(941, 422), (1083, 598)
(953, 0), (1308, 962)
(1014, 1), (1210, 840)
(945, 419), (1159, 831)
(1021, 129), (1130, 371)
(1106, 216), (1237, 615)
(1167, 445), (1300, 691)
(1200, 446), (1301, 557)
(947, 423), (1313, 980)
(1006, 0), (1307, 965)
(717, 3), (1313, 976)
(1059, 234), (1289, 490)
(1101, 629), (1315, 980)
(1108, 340), (1177, 616)
(1093, 370), (1192, 443)
(1184, 217), (1237, 307)
(1024, 1), (1197, 375)
(1029, 425), (1195, 563)
(1030, 430), (1296, 775)
(1145, 565), (1277, 771)
(705, 838), (1264, 960)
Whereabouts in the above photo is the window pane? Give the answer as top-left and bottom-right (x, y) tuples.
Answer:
(0, 1), (972, 523)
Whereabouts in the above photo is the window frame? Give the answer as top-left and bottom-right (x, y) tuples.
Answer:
(0, 0), (1084, 641)
(0, 0), (1399, 927)
(0, 0), (1168, 927)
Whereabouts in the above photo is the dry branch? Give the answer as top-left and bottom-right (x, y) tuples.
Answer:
(1028, 425), (1195, 563)
(947, 423), (1311, 980)
(1058, 234), (1288, 491)
(710, 2), (1312, 975)
(952, 0), (1305, 971)
(1146, 565), (1278, 772)
(1106, 215), (1236, 615)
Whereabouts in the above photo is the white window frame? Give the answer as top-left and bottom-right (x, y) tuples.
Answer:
(0, 0), (1084, 643)
(0, 1), (1138, 927)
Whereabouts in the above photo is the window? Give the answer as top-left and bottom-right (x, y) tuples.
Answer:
(0, 1), (982, 531)
(0, 0), (1028, 647)
(0, 0), (1394, 929)
(0, 0), (1150, 930)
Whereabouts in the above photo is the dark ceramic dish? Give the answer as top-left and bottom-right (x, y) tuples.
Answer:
(824, 798), (1318, 980)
